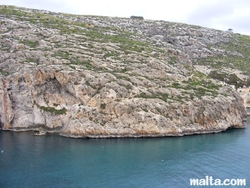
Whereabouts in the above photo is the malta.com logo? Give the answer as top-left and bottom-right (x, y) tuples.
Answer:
(190, 176), (246, 186)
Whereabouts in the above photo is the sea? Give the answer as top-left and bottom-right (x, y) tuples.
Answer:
(0, 118), (249, 188)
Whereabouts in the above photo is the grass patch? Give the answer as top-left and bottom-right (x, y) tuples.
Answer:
(0, 68), (9, 76)
(19, 40), (39, 48)
(34, 101), (67, 115)
(39, 106), (67, 115)
(208, 70), (248, 88)
(137, 91), (169, 102)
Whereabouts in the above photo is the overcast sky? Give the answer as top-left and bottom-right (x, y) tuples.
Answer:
(1, 0), (250, 35)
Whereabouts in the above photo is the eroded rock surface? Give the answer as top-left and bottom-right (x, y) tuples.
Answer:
(0, 6), (247, 137)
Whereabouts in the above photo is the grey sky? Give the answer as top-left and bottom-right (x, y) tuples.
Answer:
(1, 0), (250, 35)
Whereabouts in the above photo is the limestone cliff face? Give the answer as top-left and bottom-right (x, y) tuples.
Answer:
(0, 6), (247, 137)
(0, 68), (245, 138)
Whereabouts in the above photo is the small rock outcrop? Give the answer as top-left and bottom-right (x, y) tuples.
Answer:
(0, 6), (247, 137)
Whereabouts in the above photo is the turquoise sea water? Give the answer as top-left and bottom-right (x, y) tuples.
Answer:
(0, 120), (250, 188)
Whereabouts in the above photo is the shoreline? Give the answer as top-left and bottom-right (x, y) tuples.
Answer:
(0, 125), (246, 139)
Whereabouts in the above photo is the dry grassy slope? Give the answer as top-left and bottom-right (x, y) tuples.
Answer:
(0, 6), (247, 137)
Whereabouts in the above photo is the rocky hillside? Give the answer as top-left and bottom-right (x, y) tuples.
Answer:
(0, 5), (247, 138)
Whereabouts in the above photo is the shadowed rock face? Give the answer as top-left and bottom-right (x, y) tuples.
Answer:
(0, 6), (247, 138)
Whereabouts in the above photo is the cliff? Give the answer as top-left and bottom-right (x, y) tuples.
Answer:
(0, 6), (247, 138)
